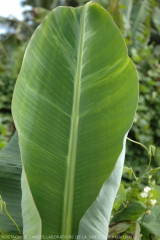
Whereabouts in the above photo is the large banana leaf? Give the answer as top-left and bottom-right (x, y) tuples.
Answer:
(12, 2), (138, 237)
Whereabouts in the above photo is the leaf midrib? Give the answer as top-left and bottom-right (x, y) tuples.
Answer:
(61, 4), (88, 236)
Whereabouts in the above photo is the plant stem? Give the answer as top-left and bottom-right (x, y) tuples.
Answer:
(132, 170), (137, 180)
(127, 138), (149, 153)
(146, 154), (152, 172)
(127, 138), (152, 171)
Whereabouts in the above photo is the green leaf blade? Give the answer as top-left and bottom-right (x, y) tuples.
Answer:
(12, 3), (138, 237)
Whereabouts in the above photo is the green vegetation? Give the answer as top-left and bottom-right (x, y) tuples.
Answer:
(0, 0), (160, 239)
(109, 139), (160, 239)
(1, 2), (138, 237)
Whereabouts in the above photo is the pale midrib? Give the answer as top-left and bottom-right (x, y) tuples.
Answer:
(61, 6), (87, 236)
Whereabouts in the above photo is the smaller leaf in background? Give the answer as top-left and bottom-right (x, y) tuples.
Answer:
(111, 201), (146, 222)
(0, 132), (41, 238)
(109, 221), (133, 238)
(108, 222), (142, 239)
(0, 133), (22, 235)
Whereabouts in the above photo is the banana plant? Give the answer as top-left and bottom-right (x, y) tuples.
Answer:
(0, 2), (138, 239)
